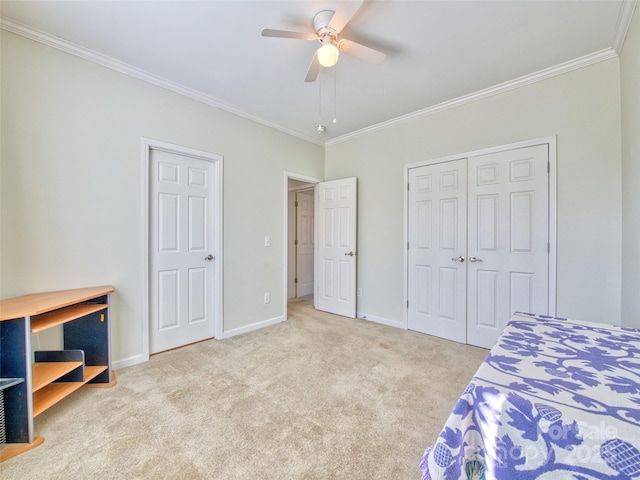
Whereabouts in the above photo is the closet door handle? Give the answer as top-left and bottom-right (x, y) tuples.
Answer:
(469, 256), (482, 263)
(451, 256), (465, 263)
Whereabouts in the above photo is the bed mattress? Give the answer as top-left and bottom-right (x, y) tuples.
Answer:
(420, 312), (640, 480)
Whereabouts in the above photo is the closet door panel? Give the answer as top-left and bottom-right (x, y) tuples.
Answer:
(467, 145), (549, 348)
(408, 159), (467, 343)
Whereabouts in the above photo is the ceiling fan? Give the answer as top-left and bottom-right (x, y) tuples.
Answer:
(261, 0), (386, 82)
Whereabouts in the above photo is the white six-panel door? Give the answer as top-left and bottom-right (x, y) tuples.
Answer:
(150, 148), (216, 353)
(467, 145), (549, 348)
(296, 190), (314, 297)
(407, 144), (549, 348)
(407, 159), (468, 342)
(316, 177), (357, 318)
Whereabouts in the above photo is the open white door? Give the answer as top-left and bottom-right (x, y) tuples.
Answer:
(316, 177), (357, 318)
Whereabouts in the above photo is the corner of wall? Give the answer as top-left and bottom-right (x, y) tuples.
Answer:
(619, 3), (640, 328)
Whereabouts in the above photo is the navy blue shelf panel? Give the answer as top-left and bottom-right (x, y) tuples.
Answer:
(63, 294), (111, 384)
(0, 317), (31, 444)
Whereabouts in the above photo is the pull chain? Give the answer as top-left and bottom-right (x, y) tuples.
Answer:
(333, 63), (337, 124)
(316, 68), (326, 133)
(318, 68), (322, 124)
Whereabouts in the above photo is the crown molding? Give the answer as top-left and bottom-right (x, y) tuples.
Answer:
(326, 48), (618, 147)
(613, 0), (638, 54)
(327, 0), (635, 147)
(2, 6), (632, 150)
(0, 16), (324, 147)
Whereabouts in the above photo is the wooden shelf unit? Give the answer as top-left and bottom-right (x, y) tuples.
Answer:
(0, 286), (116, 461)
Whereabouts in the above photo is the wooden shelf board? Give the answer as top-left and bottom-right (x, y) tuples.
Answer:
(0, 285), (113, 321)
(32, 362), (83, 392)
(84, 365), (108, 382)
(32, 365), (108, 417)
(33, 382), (84, 417)
(0, 436), (44, 463)
(30, 304), (108, 333)
(84, 369), (117, 388)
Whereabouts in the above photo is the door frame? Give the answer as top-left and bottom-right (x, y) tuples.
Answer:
(283, 171), (321, 320)
(141, 138), (223, 362)
(403, 136), (557, 330)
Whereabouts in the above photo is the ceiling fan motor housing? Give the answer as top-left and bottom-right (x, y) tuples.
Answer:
(313, 10), (338, 40)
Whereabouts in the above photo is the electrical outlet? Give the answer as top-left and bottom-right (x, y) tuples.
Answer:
(357, 288), (362, 297)
(264, 292), (270, 304)
(264, 236), (271, 247)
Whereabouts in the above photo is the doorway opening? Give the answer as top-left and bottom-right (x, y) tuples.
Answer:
(284, 172), (320, 319)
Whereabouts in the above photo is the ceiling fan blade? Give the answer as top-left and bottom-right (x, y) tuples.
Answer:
(304, 52), (321, 83)
(339, 39), (386, 64)
(329, 0), (364, 33)
(261, 28), (317, 40)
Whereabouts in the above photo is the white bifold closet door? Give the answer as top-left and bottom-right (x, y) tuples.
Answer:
(407, 159), (468, 343)
(408, 144), (549, 348)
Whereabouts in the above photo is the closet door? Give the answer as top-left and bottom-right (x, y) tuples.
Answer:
(407, 159), (467, 342)
(467, 144), (549, 348)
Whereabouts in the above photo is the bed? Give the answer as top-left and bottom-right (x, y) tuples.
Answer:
(420, 312), (640, 480)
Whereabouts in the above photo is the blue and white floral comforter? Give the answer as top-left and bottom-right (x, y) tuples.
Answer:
(420, 312), (640, 480)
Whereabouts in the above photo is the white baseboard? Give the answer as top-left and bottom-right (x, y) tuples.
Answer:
(113, 353), (146, 370)
(112, 315), (287, 369)
(357, 312), (406, 330)
(112, 313), (399, 369)
(222, 315), (286, 338)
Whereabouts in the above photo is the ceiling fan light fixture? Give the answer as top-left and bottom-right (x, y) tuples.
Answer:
(317, 43), (339, 67)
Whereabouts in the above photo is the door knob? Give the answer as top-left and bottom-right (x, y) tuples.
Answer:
(469, 256), (482, 263)
(451, 256), (465, 262)
(344, 251), (355, 256)
(205, 254), (214, 261)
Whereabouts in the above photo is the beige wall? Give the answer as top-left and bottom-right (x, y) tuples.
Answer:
(326, 59), (623, 326)
(0, 31), (324, 365)
(2, 21), (634, 369)
(621, 5), (640, 329)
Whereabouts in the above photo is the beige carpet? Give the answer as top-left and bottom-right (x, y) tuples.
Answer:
(1, 299), (488, 479)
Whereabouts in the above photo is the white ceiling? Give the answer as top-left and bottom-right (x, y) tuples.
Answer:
(0, 0), (634, 145)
